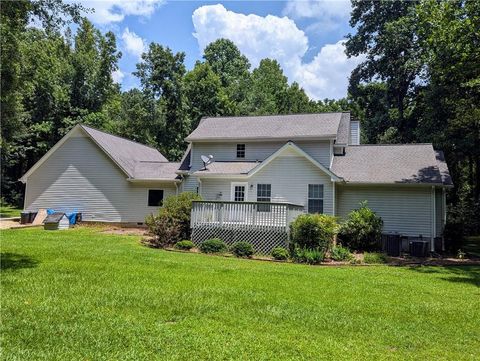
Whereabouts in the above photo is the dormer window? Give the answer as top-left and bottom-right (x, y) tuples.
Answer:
(236, 144), (245, 158)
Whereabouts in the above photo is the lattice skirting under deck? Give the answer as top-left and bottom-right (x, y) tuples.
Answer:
(191, 224), (289, 255)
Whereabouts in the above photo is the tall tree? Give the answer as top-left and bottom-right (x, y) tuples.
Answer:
(134, 43), (189, 159)
(247, 59), (289, 115)
(184, 62), (233, 130)
(203, 39), (251, 113)
(346, 0), (420, 141)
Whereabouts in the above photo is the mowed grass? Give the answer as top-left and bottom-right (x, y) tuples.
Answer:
(1, 227), (479, 360)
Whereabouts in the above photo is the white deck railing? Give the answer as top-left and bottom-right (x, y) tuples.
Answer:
(191, 201), (305, 230)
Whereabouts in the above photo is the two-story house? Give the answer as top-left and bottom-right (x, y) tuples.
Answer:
(20, 112), (452, 253)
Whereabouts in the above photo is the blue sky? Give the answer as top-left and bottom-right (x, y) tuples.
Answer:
(83, 0), (361, 99)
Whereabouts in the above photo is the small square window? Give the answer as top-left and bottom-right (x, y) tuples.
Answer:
(148, 190), (164, 207)
(236, 144), (245, 158)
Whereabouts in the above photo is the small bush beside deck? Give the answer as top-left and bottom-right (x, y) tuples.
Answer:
(175, 240), (195, 250)
(199, 238), (227, 254)
(230, 242), (255, 258)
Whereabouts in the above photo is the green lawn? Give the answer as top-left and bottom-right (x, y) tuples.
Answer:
(1, 227), (479, 360)
(0, 204), (22, 218)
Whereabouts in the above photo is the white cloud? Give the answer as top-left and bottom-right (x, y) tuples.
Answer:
(283, 0), (351, 20)
(82, 0), (165, 24)
(121, 28), (146, 59)
(112, 69), (125, 83)
(192, 4), (363, 100)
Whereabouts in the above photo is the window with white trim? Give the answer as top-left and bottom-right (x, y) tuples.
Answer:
(308, 184), (324, 213)
(236, 144), (245, 158)
(148, 189), (164, 207)
(257, 184), (271, 212)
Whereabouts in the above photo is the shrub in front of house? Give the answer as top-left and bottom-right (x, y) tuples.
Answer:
(330, 245), (354, 262)
(289, 213), (338, 252)
(363, 252), (388, 264)
(199, 238), (227, 254)
(144, 213), (181, 248)
(231, 242), (254, 258)
(338, 201), (383, 252)
(175, 240), (195, 251)
(145, 192), (202, 247)
(271, 247), (289, 261)
(292, 247), (325, 265)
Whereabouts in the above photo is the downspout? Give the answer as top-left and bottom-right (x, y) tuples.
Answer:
(198, 178), (202, 196)
(431, 186), (436, 252)
(332, 181), (336, 216)
(174, 182), (179, 196)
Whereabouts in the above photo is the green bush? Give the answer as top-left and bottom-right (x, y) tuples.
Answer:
(271, 247), (289, 261)
(175, 240), (195, 251)
(289, 213), (338, 252)
(145, 192), (202, 247)
(199, 238), (227, 254)
(363, 252), (387, 264)
(292, 248), (325, 265)
(443, 221), (465, 253)
(330, 245), (354, 261)
(144, 213), (181, 248)
(230, 242), (254, 258)
(339, 202), (383, 251)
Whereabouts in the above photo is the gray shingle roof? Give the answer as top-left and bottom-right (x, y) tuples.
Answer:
(336, 112), (351, 145)
(133, 162), (181, 180)
(81, 125), (169, 178)
(178, 144), (191, 171)
(331, 144), (452, 185)
(186, 113), (346, 141)
(435, 151), (453, 186)
(193, 161), (259, 176)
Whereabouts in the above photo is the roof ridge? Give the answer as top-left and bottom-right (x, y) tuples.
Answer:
(200, 111), (349, 121)
(347, 143), (433, 147)
(80, 124), (163, 154)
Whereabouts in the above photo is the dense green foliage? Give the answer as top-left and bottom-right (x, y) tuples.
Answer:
(271, 247), (289, 261)
(230, 241), (255, 258)
(291, 248), (325, 265)
(363, 252), (388, 264)
(330, 245), (354, 262)
(2, 227), (479, 359)
(175, 240), (195, 251)
(289, 214), (338, 252)
(1, 0), (478, 237)
(339, 202), (384, 251)
(199, 238), (227, 254)
(346, 0), (480, 234)
(145, 192), (201, 247)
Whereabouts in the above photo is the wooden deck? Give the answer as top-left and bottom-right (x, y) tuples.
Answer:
(190, 201), (305, 253)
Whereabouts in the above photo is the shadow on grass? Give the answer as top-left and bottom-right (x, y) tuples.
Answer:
(408, 265), (480, 287)
(1, 253), (39, 271)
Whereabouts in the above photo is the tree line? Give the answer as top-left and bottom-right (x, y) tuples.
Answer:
(1, 0), (478, 234)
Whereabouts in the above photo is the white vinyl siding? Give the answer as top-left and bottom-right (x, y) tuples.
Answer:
(24, 136), (176, 223)
(191, 140), (331, 171)
(200, 152), (334, 215)
(180, 175), (198, 193)
(435, 187), (445, 236)
(336, 185), (433, 238)
(350, 120), (360, 145)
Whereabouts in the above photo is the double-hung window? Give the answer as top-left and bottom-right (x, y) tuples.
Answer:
(257, 184), (271, 212)
(236, 144), (245, 158)
(308, 184), (324, 213)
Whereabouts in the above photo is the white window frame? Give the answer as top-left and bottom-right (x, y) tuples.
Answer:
(236, 144), (246, 158)
(307, 184), (324, 214)
(147, 189), (164, 207)
(230, 182), (248, 201)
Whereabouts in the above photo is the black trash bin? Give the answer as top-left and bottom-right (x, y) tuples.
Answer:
(409, 240), (429, 257)
(382, 233), (402, 257)
(28, 211), (38, 223)
(20, 211), (30, 224)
